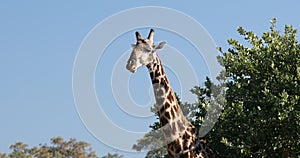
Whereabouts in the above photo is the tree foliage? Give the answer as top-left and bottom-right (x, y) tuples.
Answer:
(101, 152), (124, 158)
(133, 19), (300, 157)
(209, 18), (300, 157)
(0, 137), (123, 158)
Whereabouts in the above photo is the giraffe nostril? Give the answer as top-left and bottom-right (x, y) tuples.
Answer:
(131, 66), (136, 72)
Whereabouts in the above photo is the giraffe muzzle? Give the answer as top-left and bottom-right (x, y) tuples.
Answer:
(126, 62), (137, 73)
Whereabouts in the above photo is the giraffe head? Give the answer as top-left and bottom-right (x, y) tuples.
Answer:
(126, 29), (166, 73)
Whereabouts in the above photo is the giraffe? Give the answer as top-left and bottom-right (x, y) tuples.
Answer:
(126, 29), (216, 158)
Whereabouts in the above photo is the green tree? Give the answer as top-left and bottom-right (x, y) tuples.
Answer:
(207, 18), (300, 157)
(0, 137), (123, 158)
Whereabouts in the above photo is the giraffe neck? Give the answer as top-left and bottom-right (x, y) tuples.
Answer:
(146, 55), (189, 127)
(146, 55), (194, 154)
(146, 55), (215, 158)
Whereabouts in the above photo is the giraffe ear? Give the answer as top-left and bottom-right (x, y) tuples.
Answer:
(154, 41), (167, 50)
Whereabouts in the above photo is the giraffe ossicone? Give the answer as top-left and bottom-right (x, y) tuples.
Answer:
(126, 29), (216, 158)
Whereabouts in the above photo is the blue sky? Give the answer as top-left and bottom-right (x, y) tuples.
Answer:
(1, 1), (300, 157)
